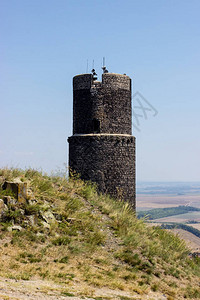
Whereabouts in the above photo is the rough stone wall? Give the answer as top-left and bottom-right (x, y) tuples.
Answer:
(102, 73), (131, 90)
(69, 72), (136, 208)
(73, 74), (92, 90)
(68, 135), (135, 208)
(73, 73), (132, 135)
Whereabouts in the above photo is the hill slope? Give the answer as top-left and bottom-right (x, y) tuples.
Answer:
(0, 168), (200, 299)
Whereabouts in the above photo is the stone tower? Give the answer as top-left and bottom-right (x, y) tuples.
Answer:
(68, 72), (136, 209)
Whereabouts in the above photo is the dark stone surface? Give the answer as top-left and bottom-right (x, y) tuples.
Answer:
(68, 134), (135, 208)
(69, 72), (136, 208)
(73, 73), (132, 135)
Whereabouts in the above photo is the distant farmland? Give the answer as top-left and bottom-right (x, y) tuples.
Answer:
(137, 206), (200, 220)
(136, 182), (200, 211)
(152, 211), (200, 223)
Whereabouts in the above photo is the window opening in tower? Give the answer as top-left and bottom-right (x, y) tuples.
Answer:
(92, 118), (100, 133)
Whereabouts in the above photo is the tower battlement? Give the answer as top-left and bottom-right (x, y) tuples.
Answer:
(73, 73), (131, 91)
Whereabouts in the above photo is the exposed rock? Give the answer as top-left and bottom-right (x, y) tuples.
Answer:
(26, 215), (36, 226)
(40, 211), (55, 224)
(27, 199), (38, 205)
(0, 199), (4, 210)
(3, 196), (16, 205)
(27, 188), (33, 199)
(0, 199), (8, 218)
(41, 221), (50, 229)
(36, 232), (44, 237)
(19, 209), (25, 216)
(54, 213), (62, 221)
(41, 200), (50, 209)
(7, 225), (23, 232)
(13, 178), (23, 184)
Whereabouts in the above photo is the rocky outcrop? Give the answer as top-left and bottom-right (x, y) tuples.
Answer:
(0, 180), (57, 231)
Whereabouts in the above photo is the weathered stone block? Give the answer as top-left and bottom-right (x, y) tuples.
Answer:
(2, 181), (28, 203)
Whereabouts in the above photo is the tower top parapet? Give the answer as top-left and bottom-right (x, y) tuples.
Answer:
(73, 73), (131, 91)
(72, 72), (132, 135)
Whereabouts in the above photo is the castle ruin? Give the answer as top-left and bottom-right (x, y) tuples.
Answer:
(68, 71), (136, 209)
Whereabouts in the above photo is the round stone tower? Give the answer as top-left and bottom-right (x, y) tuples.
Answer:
(68, 72), (136, 209)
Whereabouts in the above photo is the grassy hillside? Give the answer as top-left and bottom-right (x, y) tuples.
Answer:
(0, 168), (200, 299)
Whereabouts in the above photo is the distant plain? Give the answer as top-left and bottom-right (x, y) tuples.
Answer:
(136, 182), (200, 252)
(137, 182), (200, 210)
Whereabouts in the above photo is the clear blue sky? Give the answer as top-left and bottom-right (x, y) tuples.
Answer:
(1, 0), (200, 181)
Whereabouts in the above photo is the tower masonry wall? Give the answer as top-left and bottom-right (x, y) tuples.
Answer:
(73, 73), (132, 135)
(68, 134), (135, 208)
(73, 74), (92, 90)
(102, 73), (131, 90)
(69, 72), (136, 208)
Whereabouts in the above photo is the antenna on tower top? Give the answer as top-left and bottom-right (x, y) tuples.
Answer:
(91, 59), (97, 81)
(86, 59), (88, 73)
(102, 57), (108, 73)
(103, 57), (105, 68)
